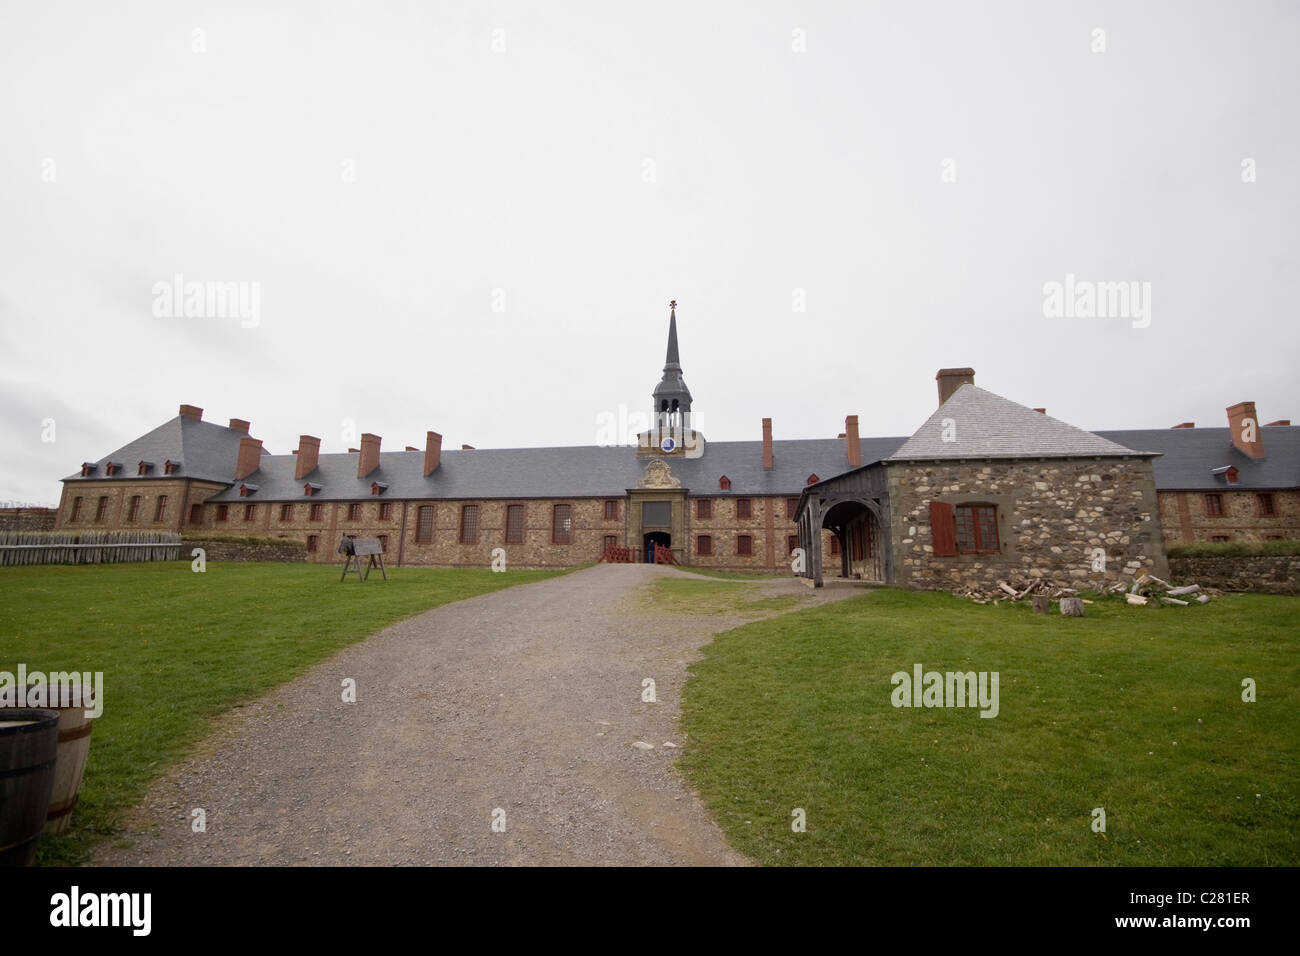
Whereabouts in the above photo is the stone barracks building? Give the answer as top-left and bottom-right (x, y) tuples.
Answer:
(56, 306), (1298, 587)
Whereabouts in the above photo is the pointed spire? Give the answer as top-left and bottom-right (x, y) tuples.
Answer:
(665, 299), (681, 369)
(652, 299), (692, 420)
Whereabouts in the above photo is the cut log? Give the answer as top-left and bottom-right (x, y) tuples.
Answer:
(1167, 584), (1201, 596)
(1081, 599), (1094, 604)
(1015, 582), (1036, 600)
(1032, 595), (1051, 615)
(1060, 597), (1085, 617)
(1147, 575), (1173, 590)
(1130, 575), (1148, 594)
(1161, 597), (1189, 606)
(1126, 593), (1148, 606)
(998, 581), (1018, 597)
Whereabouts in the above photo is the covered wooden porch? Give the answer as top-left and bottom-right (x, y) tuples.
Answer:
(795, 464), (892, 587)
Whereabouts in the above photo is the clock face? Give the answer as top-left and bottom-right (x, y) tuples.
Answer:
(660, 436), (676, 453)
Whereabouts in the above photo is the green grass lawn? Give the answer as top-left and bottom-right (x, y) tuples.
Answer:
(679, 588), (1300, 866)
(0, 561), (565, 864)
(636, 576), (807, 615)
(675, 567), (789, 581)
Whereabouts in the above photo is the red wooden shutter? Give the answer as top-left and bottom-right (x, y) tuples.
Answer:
(930, 501), (957, 556)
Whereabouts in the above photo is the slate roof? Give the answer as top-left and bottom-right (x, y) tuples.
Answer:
(887, 385), (1147, 461)
(61, 398), (1300, 501)
(205, 437), (908, 503)
(62, 416), (259, 484)
(1095, 426), (1300, 491)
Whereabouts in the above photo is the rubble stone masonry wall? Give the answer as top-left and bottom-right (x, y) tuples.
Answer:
(1157, 489), (1300, 545)
(889, 457), (1170, 591)
(1167, 555), (1300, 594)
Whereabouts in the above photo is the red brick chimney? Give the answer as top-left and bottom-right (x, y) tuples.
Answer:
(179, 404), (203, 421)
(228, 418), (251, 434)
(424, 431), (442, 476)
(762, 418), (773, 469)
(936, 368), (975, 407)
(845, 415), (861, 467)
(358, 433), (381, 478)
(234, 437), (262, 480)
(295, 435), (321, 479)
(1227, 402), (1264, 459)
(1172, 422), (1195, 429)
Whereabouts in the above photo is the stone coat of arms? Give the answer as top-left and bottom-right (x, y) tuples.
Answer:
(637, 459), (681, 489)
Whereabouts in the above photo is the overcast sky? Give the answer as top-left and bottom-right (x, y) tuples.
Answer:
(2, 0), (1296, 505)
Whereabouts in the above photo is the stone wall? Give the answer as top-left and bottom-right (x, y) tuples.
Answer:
(181, 537), (307, 562)
(1168, 555), (1300, 594)
(0, 508), (56, 532)
(192, 496), (627, 568)
(399, 498), (616, 568)
(1158, 489), (1300, 545)
(182, 492), (838, 572)
(56, 478), (225, 533)
(889, 457), (1169, 591)
(684, 495), (836, 572)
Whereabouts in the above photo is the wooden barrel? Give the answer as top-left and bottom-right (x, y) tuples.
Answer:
(0, 709), (59, 866)
(36, 688), (96, 835)
(0, 687), (97, 835)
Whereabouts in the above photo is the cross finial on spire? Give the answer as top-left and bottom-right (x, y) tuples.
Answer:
(669, 299), (676, 310)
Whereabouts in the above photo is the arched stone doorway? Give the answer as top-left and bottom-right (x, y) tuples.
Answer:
(644, 531), (671, 563)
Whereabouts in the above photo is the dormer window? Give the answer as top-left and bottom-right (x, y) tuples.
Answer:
(104, 461), (122, 476)
(239, 483), (259, 497)
(80, 462), (96, 477)
(304, 482), (322, 496)
(719, 475), (731, 491)
(1211, 465), (1239, 484)
(164, 460), (181, 475)
(370, 481), (388, 496)
(138, 461), (154, 475)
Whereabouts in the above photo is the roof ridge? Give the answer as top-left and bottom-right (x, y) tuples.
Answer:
(888, 384), (1142, 460)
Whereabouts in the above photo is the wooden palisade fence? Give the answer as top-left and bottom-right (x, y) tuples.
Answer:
(0, 531), (182, 566)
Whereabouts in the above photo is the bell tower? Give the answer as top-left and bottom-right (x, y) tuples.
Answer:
(653, 300), (693, 431)
(640, 300), (705, 458)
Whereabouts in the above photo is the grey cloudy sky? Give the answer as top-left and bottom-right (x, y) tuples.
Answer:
(2, 0), (1296, 505)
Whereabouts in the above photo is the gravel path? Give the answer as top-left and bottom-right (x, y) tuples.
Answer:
(92, 564), (859, 866)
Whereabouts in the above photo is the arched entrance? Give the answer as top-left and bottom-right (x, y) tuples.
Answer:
(644, 531), (671, 563)
(820, 500), (885, 582)
(796, 467), (892, 587)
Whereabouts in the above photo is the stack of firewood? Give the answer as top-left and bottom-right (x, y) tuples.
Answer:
(951, 574), (1216, 607)
(952, 579), (1058, 605)
(1124, 573), (1213, 606)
